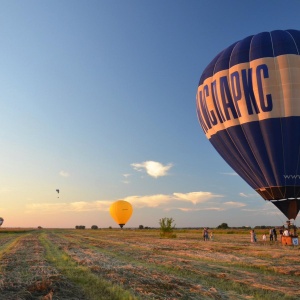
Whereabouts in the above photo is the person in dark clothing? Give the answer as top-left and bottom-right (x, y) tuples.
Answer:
(269, 228), (273, 241)
(272, 228), (277, 241)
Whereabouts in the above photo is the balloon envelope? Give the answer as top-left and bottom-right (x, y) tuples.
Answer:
(0, 217), (4, 226)
(196, 29), (300, 220)
(109, 200), (133, 228)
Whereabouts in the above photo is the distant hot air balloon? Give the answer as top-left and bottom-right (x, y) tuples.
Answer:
(56, 189), (59, 198)
(196, 29), (300, 220)
(0, 217), (4, 227)
(109, 200), (133, 228)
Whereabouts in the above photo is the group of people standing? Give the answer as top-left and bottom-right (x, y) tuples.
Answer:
(269, 227), (277, 241)
(251, 226), (295, 243)
(202, 227), (213, 241)
(251, 227), (277, 243)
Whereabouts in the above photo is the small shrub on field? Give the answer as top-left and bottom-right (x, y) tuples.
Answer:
(91, 225), (98, 230)
(159, 217), (177, 238)
(139, 225), (144, 229)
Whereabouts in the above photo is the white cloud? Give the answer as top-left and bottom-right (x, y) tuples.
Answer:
(25, 200), (112, 214)
(123, 174), (131, 178)
(172, 207), (195, 212)
(167, 207), (225, 212)
(131, 161), (173, 178)
(173, 191), (223, 205)
(59, 170), (70, 177)
(25, 191), (241, 215)
(124, 191), (224, 207)
(124, 194), (172, 208)
(223, 201), (246, 208)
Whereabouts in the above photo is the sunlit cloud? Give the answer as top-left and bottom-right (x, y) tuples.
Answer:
(25, 191), (240, 215)
(173, 191), (223, 204)
(59, 170), (70, 177)
(131, 161), (173, 178)
(167, 207), (225, 212)
(203, 207), (226, 211)
(223, 201), (246, 207)
(125, 191), (224, 207)
(25, 201), (111, 214)
(124, 194), (171, 208)
(172, 207), (195, 212)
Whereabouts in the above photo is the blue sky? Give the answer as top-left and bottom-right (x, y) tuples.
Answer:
(0, 1), (299, 228)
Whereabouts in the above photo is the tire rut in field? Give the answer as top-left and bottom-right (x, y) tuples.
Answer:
(0, 232), (88, 300)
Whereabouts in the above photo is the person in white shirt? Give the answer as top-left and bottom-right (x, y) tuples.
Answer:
(283, 229), (290, 236)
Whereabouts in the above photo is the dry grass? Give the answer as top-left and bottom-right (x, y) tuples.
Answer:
(0, 228), (300, 299)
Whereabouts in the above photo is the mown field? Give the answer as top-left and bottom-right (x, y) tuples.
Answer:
(0, 228), (299, 300)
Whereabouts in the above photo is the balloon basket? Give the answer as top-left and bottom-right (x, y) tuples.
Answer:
(281, 236), (299, 246)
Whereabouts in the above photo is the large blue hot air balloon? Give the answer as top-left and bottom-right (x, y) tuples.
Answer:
(196, 29), (300, 220)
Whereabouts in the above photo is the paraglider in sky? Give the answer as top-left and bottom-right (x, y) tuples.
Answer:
(56, 189), (59, 198)
(109, 200), (133, 228)
(0, 217), (4, 227)
(196, 29), (300, 220)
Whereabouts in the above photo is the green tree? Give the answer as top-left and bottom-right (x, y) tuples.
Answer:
(217, 222), (229, 229)
(159, 217), (176, 238)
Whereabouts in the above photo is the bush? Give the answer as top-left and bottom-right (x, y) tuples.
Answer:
(75, 225), (86, 229)
(159, 217), (176, 238)
(91, 225), (98, 229)
(138, 225), (144, 229)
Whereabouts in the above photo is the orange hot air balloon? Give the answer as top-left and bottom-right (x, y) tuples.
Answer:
(109, 200), (133, 228)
